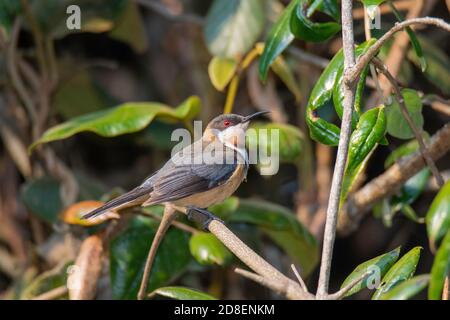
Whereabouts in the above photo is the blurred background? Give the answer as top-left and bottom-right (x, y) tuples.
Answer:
(0, 0), (449, 300)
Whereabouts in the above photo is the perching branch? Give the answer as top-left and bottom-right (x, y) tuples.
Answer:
(348, 17), (450, 84)
(338, 123), (450, 235)
(316, 0), (357, 299)
(372, 57), (444, 187)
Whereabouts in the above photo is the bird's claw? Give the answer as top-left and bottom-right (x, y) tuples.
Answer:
(186, 207), (223, 231)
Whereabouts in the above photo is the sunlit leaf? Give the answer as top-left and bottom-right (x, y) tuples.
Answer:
(259, 0), (298, 81)
(372, 247), (422, 299)
(30, 96), (200, 151)
(208, 56), (238, 91)
(340, 247), (400, 297)
(378, 274), (429, 300)
(154, 286), (217, 300)
(189, 232), (232, 266)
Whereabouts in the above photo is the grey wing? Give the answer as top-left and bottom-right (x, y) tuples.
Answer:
(147, 160), (237, 204)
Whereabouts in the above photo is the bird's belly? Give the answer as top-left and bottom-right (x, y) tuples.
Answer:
(172, 164), (246, 208)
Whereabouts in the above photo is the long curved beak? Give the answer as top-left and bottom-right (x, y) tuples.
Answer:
(242, 110), (271, 123)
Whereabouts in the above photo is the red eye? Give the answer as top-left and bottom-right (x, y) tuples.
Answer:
(223, 120), (231, 127)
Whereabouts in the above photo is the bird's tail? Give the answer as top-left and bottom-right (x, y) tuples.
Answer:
(82, 186), (152, 220)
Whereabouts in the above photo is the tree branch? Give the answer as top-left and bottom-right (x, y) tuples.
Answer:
(316, 0), (357, 298)
(338, 123), (450, 235)
(348, 17), (450, 84)
(327, 270), (372, 300)
(372, 57), (444, 187)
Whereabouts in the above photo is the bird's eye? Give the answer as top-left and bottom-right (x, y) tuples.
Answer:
(223, 120), (231, 127)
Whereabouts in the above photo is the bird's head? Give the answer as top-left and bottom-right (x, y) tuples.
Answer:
(203, 111), (270, 146)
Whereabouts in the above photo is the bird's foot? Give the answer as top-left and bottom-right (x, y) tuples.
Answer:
(186, 207), (223, 231)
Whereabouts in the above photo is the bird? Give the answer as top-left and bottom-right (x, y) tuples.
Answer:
(82, 111), (270, 227)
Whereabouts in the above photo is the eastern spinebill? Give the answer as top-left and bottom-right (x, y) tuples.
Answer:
(82, 111), (270, 227)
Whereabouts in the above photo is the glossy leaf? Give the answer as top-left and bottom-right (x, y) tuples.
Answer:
(204, 0), (264, 59)
(316, 0), (340, 21)
(341, 106), (386, 202)
(408, 36), (450, 95)
(247, 122), (303, 164)
(306, 111), (341, 146)
(340, 247), (400, 297)
(360, 0), (386, 6)
(372, 247), (422, 299)
(61, 200), (119, 226)
(110, 216), (191, 299)
(189, 232), (232, 266)
(208, 56), (238, 91)
(20, 177), (62, 224)
(30, 96), (200, 151)
(154, 286), (217, 300)
(386, 88), (423, 140)
(379, 274), (429, 300)
(259, 0), (298, 81)
(428, 231), (450, 300)
(426, 180), (450, 251)
(228, 199), (319, 276)
(290, 2), (341, 42)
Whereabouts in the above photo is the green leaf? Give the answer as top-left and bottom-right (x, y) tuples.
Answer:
(290, 2), (341, 42)
(269, 55), (302, 102)
(258, 0), (298, 81)
(305, 40), (375, 146)
(340, 247), (400, 297)
(341, 106), (386, 202)
(426, 180), (450, 251)
(153, 286), (217, 300)
(20, 177), (62, 224)
(386, 88), (423, 140)
(316, 0), (340, 22)
(109, 216), (191, 299)
(389, 2), (426, 72)
(378, 274), (429, 300)
(372, 246), (422, 299)
(228, 199), (319, 276)
(30, 96), (200, 151)
(208, 56), (238, 91)
(408, 36), (450, 95)
(306, 110), (341, 146)
(247, 122), (303, 164)
(428, 231), (450, 300)
(204, 0), (264, 59)
(360, 0), (386, 6)
(189, 232), (232, 266)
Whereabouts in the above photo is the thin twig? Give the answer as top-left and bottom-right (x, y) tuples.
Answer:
(327, 270), (373, 300)
(31, 286), (68, 300)
(338, 123), (450, 235)
(348, 17), (450, 84)
(372, 57), (444, 187)
(290, 264), (308, 292)
(287, 47), (330, 69)
(316, 0), (357, 298)
(137, 205), (178, 300)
